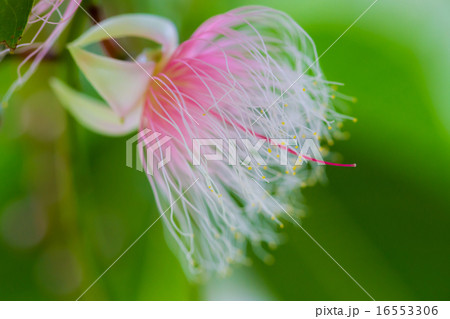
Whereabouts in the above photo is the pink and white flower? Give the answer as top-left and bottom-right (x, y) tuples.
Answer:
(52, 6), (354, 278)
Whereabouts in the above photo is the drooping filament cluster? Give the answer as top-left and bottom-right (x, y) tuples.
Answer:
(139, 7), (354, 277)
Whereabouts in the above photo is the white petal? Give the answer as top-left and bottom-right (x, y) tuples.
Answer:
(71, 14), (178, 63)
(50, 78), (141, 136)
(68, 14), (178, 117)
(69, 46), (153, 118)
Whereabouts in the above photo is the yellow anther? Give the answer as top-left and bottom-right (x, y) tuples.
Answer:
(293, 166), (297, 170)
(328, 126), (332, 130)
(295, 145), (298, 149)
(276, 154), (280, 158)
(293, 135), (296, 139)
(263, 166), (267, 170)
(352, 97), (358, 103)
(302, 88), (306, 92)
(202, 113), (206, 116)
(281, 142), (285, 146)
(260, 110), (264, 113)
(284, 103), (288, 107)
(281, 122), (285, 125)
(268, 149), (272, 153)
(262, 176), (266, 179)
(248, 166), (252, 170)
(285, 170), (289, 174)
(280, 224), (285, 229)
(331, 95), (336, 100)
(302, 134), (306, 139)
(218, 194), (222, 198)
(353, 118), (358, 123)
(313, 132), (317, 136)
(271, 216), (275, 221)
(293, 172), (296, 176)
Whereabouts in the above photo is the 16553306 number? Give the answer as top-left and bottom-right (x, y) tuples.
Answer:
(376, 306), (438, 316)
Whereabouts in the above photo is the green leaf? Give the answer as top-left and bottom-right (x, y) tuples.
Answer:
(0, 0), (34, 50)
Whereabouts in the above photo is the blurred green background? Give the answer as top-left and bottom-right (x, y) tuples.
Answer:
(0, 0), (449, 300)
